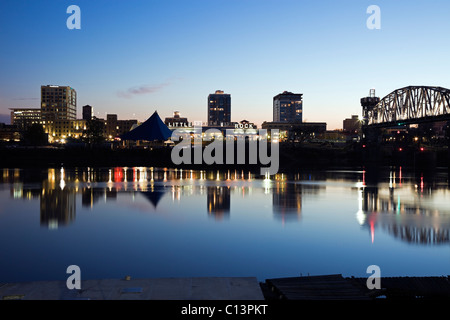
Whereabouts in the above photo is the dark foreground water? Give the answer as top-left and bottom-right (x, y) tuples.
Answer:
(0, 166), (448, 283)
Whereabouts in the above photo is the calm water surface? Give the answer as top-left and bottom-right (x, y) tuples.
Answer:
(0, 166), (449, 283)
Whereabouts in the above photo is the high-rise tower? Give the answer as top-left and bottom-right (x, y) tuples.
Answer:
(273, 91), (303, 122)
(207, 90), (231, 126)
(41, 85), (77, 122)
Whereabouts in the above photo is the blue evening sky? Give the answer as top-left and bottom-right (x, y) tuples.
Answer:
(1, 0), (449, 129)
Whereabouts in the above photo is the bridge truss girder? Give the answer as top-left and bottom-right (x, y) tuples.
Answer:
(365, 86), (450, 126)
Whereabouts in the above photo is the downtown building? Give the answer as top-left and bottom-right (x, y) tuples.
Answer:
(105, 114), (138, 140)
(273, 91), (303, 123)
(207, 90), (231, 126)
(343, 115), (361, 133)
(10, 108), (43, 130)
(40, 85), (79, 141)
(41, 85), (77, 121)
(82, 105), (93, 121)
(164, 111), (191, 128)
(262, 91), (326, 142)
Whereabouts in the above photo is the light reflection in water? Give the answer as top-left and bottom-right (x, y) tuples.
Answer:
(1, 166), (450, 283)
(356, 166), (450, 245)
(1, 167), (450, 246)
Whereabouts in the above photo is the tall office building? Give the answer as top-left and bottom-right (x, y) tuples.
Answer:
(208, 90), (231, 126)
(82, 105), (93, 121)
(273, 91), (303, 122)
(41, 85), (77, 122)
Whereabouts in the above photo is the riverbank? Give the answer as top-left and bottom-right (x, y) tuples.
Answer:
(0, 143), (363, 171)
(0, 143), (447, 174)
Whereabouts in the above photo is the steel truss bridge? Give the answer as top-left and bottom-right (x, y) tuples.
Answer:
(362, 86), (450, 128)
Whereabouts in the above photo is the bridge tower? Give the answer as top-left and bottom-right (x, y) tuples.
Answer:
(360, 89), (382, 167)
(360, 89), (380, 126)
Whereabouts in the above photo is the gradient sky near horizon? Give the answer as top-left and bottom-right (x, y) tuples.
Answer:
(1, 0), (450, 129)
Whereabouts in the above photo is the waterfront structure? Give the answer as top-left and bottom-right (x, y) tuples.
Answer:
(273, 91), (303, 122)
(261, 121), (326, 142)
(120, 111), (172, 142)
(235, 119), (257, 129)
(9, 108), (43, 130)
(165, 111), (190, 128)
(82, 105), (93, 121)
(208, 90), (231, 126)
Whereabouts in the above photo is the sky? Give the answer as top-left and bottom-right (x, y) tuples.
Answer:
(1, 0), (450, 130)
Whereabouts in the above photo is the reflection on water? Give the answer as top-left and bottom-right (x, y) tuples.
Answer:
(1, 166), (449, 282)
(356, 166), (450, 245)
(2, 166), (450, 246)
(207, 186), (230, 220)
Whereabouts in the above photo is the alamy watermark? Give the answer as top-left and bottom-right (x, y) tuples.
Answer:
(65, 5), (381, 31)
(366, 265), (381, 290)
(170, 127), (280, 176)
(66, 265), (81, 289)
(367, 5), (381, 30)
(66, 5), (81, 30)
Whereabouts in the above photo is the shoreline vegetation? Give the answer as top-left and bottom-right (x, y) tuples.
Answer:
(0, 142), (448, 173)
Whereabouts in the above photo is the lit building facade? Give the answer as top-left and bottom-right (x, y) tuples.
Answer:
(45, 119), (87, 142)
(208, 90), (231, 126)
(41, 85), (77, 122)
(261, 121), (326, 142)
(9, 108), (43, 130)
(273, 91), (303, 122)
(165, 111), (190, 128)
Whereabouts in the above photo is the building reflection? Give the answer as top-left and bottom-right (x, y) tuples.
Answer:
(357, 168), (450, 245)
(40, 185), (76, 229)
(82, 188), (106, 208)
(272, 182), (302, 223)
(13, 166), (450, 233)
(40, 168), (76, 229)
(140, 185), (167, 208)
(207, 186), (230, 220)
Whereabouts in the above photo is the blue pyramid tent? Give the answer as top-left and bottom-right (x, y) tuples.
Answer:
(120, 111), (173, 141)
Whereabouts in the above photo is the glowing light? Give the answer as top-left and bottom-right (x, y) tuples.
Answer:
(370, 220), (375, 244)
(114, 167), (123, 182)
(356, 190), (365, 225)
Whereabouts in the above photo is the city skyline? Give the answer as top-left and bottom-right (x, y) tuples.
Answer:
(1, 1), (450, 130)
